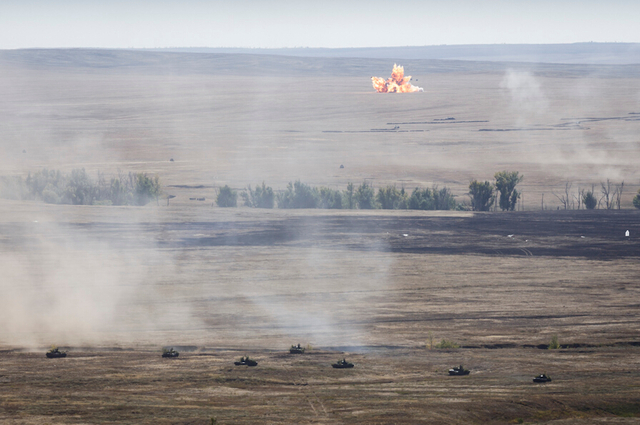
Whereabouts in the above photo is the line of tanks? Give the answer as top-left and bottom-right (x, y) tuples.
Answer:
(45, 345), (551, 383)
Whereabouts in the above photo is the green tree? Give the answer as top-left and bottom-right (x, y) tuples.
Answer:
(65, 168), (96, 205)
(633, 189), (640, 209)
(433, 185), (456, 210)
(241, 182), (274, 208)
(468, 180), (494, 211)
(216, 185), (237, 207)
(494, 171), (523, 211)
(355, 182), (377, 209)
(343, 182), (356, 209)
(26, 168), (66, 202)
(8, 168), (161, 206)
(318, 187), (343, 209)
(376, 185), (407, 209)
(41, 186), (60, 204)
(109, 178), (129, 206)
(134, 173), (161, 206)
(583, 188), (598, 210)
(408, 187), (435, 210)
(408, 185), (457, 210)
(277, 180), (319, 208)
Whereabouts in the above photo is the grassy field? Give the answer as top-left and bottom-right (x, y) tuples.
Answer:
(0, 49), (639, 424)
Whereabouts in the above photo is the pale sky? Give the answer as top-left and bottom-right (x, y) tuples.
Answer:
(1, 0), (639, 49)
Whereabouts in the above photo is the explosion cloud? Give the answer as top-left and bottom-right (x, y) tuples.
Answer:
(371, 64), (423, 93)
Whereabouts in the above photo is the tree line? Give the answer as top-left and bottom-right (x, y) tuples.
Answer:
(0, 168), (161, 206)
(217, 181), (459, 210)
(552, 180), (631, 210)
(3, 168), (639, 210)
(220, 172), (521, 211)
(221, 172), (640, 211)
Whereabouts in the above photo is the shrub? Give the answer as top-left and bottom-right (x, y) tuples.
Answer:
(494, 171), (523, 211)
(435, 339), (459, 349)
(468, 180), (494, 211)
(355, 182), (377, 209)
(377, 185), (408, 209)
(216, 185), (238, 207)
(242, 182), (275, 208)
(548, 334), (560, 349)
(583, 189), (598, 210)
(277, 181), (319, 209)
(633, 189), (640, 209)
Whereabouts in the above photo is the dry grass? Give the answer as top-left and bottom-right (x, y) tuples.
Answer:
(0, 51), (639, 423)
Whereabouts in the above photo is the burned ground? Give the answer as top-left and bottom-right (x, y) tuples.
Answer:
(1, 49), (640, 423)
(1, 206), (639, 424)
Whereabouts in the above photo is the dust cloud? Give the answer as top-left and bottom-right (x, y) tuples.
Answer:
(1, 48), (640, 349)
(499, 69), (548, 119)
(0, 217), (187, 348)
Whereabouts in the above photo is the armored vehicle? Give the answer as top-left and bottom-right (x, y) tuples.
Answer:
(533, 374), (552, 383)
(162, 348), (179, 358)
(234, 356), (258, 367)
(448, 365), (470, 375)
(290, 344), (305, 354)
(332, 358), (354, 369)
(46, 347), (67, 358)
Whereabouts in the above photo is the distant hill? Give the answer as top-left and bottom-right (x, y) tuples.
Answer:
(139, 43), (640, 65)
(2, 48), (640, 79)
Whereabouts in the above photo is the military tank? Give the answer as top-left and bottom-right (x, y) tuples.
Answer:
(448, 365), (470, 375)
(46, 347), (67, 358)
(162, 348), (179, 358)
(332, 358), (354, 369)
(289, 344), (305, 354)
(234, 356), (258, 367)
(533, 374), (552, 383)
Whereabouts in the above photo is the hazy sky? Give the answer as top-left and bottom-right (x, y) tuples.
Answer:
(2, 0), (640, 49)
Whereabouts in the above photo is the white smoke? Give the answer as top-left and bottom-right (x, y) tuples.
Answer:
(500, 69), (549, 117)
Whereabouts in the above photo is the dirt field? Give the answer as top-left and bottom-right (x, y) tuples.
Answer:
(1, 50), (640, 423)
(1, 203), (639, 424)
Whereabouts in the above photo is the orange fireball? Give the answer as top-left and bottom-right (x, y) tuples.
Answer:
(371, 64), (423, 93)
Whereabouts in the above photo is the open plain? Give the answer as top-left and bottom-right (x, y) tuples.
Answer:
(0, 49), (639, 424)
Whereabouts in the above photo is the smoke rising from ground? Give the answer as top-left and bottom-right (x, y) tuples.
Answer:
(500, 69), (549, 118)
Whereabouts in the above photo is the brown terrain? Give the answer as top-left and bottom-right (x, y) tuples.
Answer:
(0, 49), (639, 424)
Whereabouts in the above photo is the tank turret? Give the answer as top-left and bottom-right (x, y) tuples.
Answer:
(448, 364), (470, 375)
(289, 344), (305, 354)
(46, 346), (67, 358)
(332, 358), (354, 368)
(234, 356), (258, 367)
(533, 374), (552, 383)
(162, 347), (179, 358)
